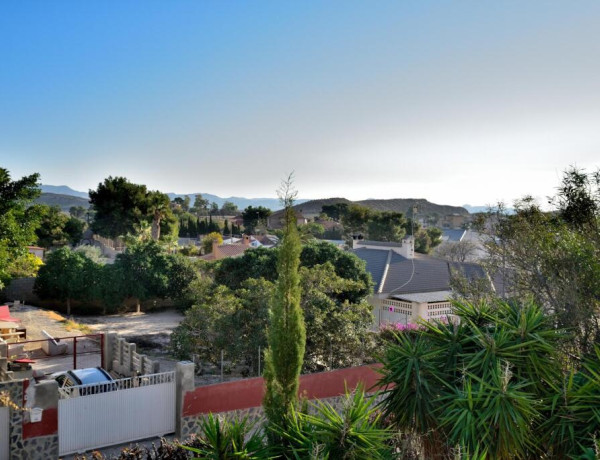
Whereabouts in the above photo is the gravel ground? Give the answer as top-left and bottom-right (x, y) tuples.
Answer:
(7, 303), (185, 374)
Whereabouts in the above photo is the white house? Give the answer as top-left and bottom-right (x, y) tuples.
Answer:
(352, 237), (492, 329)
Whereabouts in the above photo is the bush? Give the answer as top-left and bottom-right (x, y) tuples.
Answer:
(270, 387), (393, 459)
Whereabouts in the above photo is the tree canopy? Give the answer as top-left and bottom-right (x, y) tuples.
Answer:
(34, 246), (101, 314)
(89, 176), (175, 240)
(35, 205), (84, 248)
(481, 167), (600, 354)
(0, 168), (41, 288)
(242, 206), (272, 234)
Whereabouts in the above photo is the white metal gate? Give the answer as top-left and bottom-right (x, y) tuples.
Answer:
(0, 406), (9, 460)
(58, 371), (176, 456)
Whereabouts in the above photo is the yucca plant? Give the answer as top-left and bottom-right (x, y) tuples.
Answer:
(183, 413), (270, 460)
(542, 346), (600, 458)
(377, 330), (447, 457)
(379, 299), (571, 459)
(271, 387), (393, 459)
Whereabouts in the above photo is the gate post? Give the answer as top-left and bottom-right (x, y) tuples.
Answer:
(175, 361), (195, 439)
(102, 332), (116, 372)
(19, 379), (59, 459)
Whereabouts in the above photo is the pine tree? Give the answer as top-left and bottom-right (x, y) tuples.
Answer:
(263, 176), (306, 439)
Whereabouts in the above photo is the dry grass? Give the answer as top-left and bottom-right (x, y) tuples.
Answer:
(42, 310), (65, 322)
(40, 310), (94, 334)
(60, 319), (94, 335)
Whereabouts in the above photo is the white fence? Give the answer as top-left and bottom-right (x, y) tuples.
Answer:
(0, 407), (8, 460)
(374, 298), (455, 328)
(58, 371), (176, 456)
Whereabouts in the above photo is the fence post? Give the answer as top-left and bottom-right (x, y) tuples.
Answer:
(100, 334), (105, 369)
(103, 332), (117, 372)
(175, 361), (195, 439)
(118, 338), (125, 367)
(73, 336), (77, 369)
(128, 343), (136, 375)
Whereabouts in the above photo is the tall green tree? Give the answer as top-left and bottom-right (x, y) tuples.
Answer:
(89, 176), (148, 239)
(113, 240), (171, 313)
(263, 178), (306, 436)
(90, 177), (175, 240)
(221, 201), (238, 215)
(242, 206), (272, 234)
(34, 247), (95, 315)
(341, 204), (371, 237)
(35, 205), (84, 247)
(482, 168), (600, 353)
(366, 211), (407, 242)
(321, 202), (349, 221)
(147, 190), (174, 241)
(0, 168), (41, 288)
(191, 194), (209, 216)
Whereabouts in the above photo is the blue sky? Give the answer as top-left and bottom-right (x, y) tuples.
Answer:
(1, 1), (599, 206)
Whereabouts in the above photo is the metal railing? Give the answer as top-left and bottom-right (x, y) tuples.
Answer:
(5, 333), (104, 370)
(58, 371), (175, 399)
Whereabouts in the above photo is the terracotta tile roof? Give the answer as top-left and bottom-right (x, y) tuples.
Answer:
(216, 244), (249, 258)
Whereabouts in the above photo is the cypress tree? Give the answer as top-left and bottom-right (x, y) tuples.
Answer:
(223, 219), (230, 235)
(263, 177), (306, 438)
(189, 217), (197, 237)
(178, 216), (187, 237)
(198, 218), (207, 235)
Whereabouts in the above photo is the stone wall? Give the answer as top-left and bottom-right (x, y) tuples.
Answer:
(0, 378), (59, 460)
(1, 277), (39, 305)
(178, 364), (383, 439)
(180, 392), (386, 440)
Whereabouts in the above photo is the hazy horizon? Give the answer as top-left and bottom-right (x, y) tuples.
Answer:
(2, 2), (599, 207)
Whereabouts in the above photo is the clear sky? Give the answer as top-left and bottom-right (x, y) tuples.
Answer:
(1, 1), (599, 206)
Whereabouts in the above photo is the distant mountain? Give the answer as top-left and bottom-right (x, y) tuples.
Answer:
(40, 185), (89, 199)
(295, 197), (468, 217)
(35, 193), (90, 211)
(38, 183), (470, 216)
(167, 193), (309, 212)
(39, 184), (309, 211)
(293, 198), (354, 215)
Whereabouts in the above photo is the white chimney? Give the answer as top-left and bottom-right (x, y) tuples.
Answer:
(399, 236), (414, 259)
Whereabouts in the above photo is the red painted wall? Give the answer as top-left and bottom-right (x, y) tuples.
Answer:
(21, 379), (59, 439)
(22, 408), (58, 439)
(183, 364), (383, 417)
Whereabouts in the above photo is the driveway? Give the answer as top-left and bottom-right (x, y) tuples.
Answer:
(7, 304), (185, 374)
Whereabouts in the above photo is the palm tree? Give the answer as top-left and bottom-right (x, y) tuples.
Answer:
(146, 191), (170, 241)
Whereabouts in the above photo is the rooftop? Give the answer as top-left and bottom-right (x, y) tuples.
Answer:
(391, 290), (452, 303)
(352, 247), (489, 295)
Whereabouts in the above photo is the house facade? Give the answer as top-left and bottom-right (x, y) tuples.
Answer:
(352, 237), (491, 328)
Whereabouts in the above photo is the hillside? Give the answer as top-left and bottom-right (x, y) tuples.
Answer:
(357, 198), (468, 216)
(167, 193), (309, 211)
(40, 185), (89, 199)
(40, 185), (309, 211)
(294, 197), (468, 217)
(35, 193), (90, 211)
(294, 197), (354, 215)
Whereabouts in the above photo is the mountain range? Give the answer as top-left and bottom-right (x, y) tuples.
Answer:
(39, 184), (488, 215)
(294, 197), (469, 217)
(39, 185), (306, 211)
